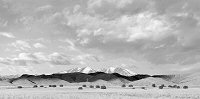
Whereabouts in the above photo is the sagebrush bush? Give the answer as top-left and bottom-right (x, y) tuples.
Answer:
(161, 84), (165, 87)
(60, 85), (64, 87)
(17, 86), (23, 88)
(52, 85), (56, 87)
(78, 87), (83, 90)
(96, 85), (100, 88)
(173, 85), (177, 88)
(40, 85), (44, 87)
(159, 86), (163, 89)
(141, 87), (146, 89)
(90, 85), (94, 88)
(101, 86), (106, 89)
(33, 85), (38, 88)
(82, 85), (87, 87)
(183, 86), (188, 89)
(128, 85), (133, 87)
(122, 84), (126, 87)
(152, 84), (156, 87)
(168, 85), (172, 88)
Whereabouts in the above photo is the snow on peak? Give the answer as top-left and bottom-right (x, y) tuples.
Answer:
(106, 67), (116, 73)
(81, 67), (95, 73)
(104, 67), (136, 76)
(59, 67), (136, 76)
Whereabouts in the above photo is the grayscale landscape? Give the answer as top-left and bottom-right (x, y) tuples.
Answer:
(0, 0), (200, 99)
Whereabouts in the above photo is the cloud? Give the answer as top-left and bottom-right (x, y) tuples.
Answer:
(33, 43), (46, 48)
(0, 32), (15, 38)
(48, 52), (72, 65)
(64, 0), (200, 66)
(59, 39), (79, 51)
(0, 18), (8, 27)
(35, 5), (53, 12)
(72, 54), (101, 65)
(66, 11), (172, 43)
(0, 65), (34, 75)
(1, 0), (200, 74)
(0, 52), (101, 66)
(11, 40), (31, 51)
(87, 0), (152, 18)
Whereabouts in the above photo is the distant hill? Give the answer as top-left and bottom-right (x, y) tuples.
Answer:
(127, 77), (176, 86)
(153, 72), (200, 86)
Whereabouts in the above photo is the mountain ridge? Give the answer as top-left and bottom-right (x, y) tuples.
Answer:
(59, 67), (136, 76)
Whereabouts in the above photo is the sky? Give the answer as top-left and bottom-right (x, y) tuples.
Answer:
(0, 0), (200, 75)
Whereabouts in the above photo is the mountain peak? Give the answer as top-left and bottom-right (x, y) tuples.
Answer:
(103, 67), (136, 76)
(59, 66), (136, 76)
(80, 67), (95, 73)
(59, 67), (96, 74)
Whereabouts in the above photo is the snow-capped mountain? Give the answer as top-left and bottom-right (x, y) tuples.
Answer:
(101, 67), (136, 76)
(59, 67), (96, 74)
(59, 67), (136, 76)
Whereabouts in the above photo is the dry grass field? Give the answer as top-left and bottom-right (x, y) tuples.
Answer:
(0, 86), (200, 99)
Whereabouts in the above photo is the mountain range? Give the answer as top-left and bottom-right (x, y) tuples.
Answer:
(0, 67), (200, 87)
(59, 67), (136, 76)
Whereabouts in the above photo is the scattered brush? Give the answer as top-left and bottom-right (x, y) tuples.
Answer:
(141, 87), (146, 90)
(96, 85), (100, 88)
(128, 85), (133, 87)
(52, 85), (56, 87)
(159, 86), (164, 89)
(33, 85), (38, 88)
(89, 85), (94, 88)
(40, 85), (44, 87)
(17, 86), (23, 89)
(168, 85), (172, 88)
(78, 87), (83, 90)
(82, 85), (87, 87)
(183, 86), (188, 89)
(152, 84), (156, 87)
(100, 86), (106, 89)
(122, 84), (126, 87)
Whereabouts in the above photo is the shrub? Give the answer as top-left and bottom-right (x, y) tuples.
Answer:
(128, 85), (133, 87)
(49, 85), (52, 87)
(101, 86), (106, 89)
(161, 84), (165, 87)
(40, 85), (44, 87)
(177, 86), (180, 89)
(122, 84), (126, 87)
(82, 85), (87, 87)
(17, 86), (23, 88)
(159, 86), (163, 89)
(60, 85), (64, 87)
(51, 85), (56, 87)
(173, 85), (177, 88)
(168, 85), (172, 88)
(132, 87), (135, 89)
(152, 84), (156, 87)
(141, 87), (146, 89)
(96, 85), (100, 88)
(90, 85), (94, 88)
(78, 87), (83, 90)
(33, 85), (38, 88)
(183, 86), (188, 89)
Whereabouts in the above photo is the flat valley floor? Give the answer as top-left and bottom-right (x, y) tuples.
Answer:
(0, 86), (200, 99)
